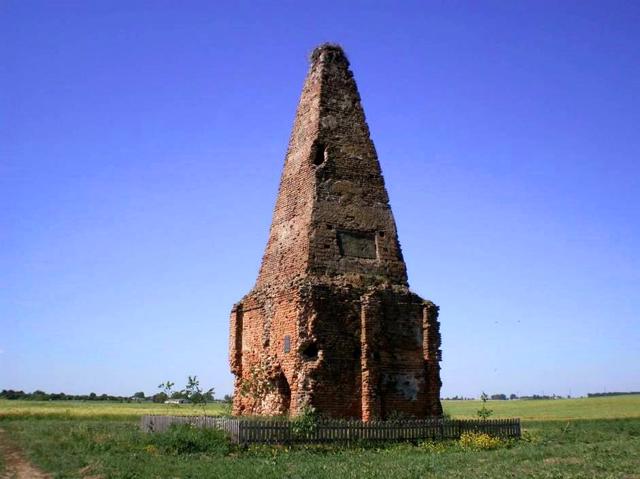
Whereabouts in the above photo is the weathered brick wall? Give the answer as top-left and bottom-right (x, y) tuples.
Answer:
(254, 50), (322, 289)
(230, 44), (443, 420)
(309, 48), (407, 284)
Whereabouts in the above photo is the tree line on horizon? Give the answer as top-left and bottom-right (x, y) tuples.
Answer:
(2, 389), (637, 402)
(0, 389), (233, 403)
(445, 391), (639, 400)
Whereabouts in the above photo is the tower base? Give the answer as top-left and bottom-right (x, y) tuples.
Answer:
(230, 278), (442, 420)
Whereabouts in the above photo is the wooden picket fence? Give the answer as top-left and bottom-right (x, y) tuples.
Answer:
(140, 415), (520, 445)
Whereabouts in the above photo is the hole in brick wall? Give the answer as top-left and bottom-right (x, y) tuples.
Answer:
(313, 143), (326, 166)
(324, 244), (330, 249)
(302, 342), (319, 360)
(379, 231), (385, 237)
(327, 224), (333, 230)
(274, 372), (291, 414)
(284, 335), (291, 353)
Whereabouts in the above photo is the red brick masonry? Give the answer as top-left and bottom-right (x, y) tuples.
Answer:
(230, 44), (442, 420)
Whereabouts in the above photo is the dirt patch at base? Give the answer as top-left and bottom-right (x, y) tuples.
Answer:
(0, 428), (51, 479)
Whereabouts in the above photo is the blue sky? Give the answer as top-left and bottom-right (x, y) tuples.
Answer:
(1, 1), (638, 399)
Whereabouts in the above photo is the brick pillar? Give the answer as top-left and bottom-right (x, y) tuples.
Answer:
(229, 303), (243, 378)
(422, 301), (443, 416)
(361, 293), (382, 421)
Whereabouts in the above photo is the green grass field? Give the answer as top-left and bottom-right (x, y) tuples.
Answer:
(1, 396), (639, 478)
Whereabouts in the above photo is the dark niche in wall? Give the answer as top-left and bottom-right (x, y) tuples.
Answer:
(313, 143), (326, 166)
(302, 342), (319, 360)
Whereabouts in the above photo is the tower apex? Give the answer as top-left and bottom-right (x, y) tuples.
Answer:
(310, 43), (349, 65)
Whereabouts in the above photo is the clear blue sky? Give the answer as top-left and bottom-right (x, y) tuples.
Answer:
(1, 1), (638, 399)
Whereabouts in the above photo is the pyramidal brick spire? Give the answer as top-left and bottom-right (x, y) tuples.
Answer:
(230, 44), (443, 421)
(255, 43), (407, 288)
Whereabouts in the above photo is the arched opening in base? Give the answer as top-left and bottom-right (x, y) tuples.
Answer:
(274, 372), (291, 415)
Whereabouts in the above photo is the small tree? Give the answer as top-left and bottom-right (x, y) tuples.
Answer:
(477, 392), (494, 419)
(292, 405), (319, 439)
(182, 376), (214, 416)
(158, 380), (175, 403)
(133, 391), (146, 400)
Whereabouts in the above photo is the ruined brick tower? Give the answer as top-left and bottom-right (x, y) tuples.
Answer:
(229, 44), (442, 420)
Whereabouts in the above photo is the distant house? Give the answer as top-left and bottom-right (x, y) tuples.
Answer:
(129, 397), (151, 403)
(164, 398), (190, 404)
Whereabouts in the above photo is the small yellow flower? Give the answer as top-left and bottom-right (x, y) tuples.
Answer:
(143, 444), (159, 455)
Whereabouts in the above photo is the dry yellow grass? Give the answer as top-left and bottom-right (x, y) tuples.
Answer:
(1, 395), (639, 421)
(443, 394), (640, 420)
(0, 400), (230, 419)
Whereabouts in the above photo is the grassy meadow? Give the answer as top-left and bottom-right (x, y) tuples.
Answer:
(2, 395), (638, 420)
(0, 399), (231, 419)
(444, 395), (640, 420)
(1, 396), (639, 478)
